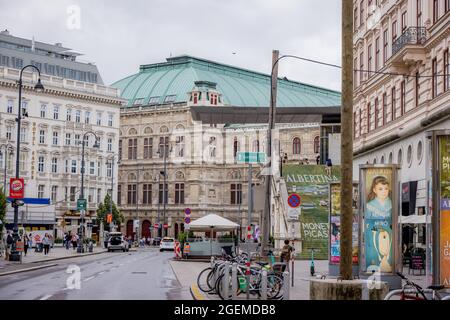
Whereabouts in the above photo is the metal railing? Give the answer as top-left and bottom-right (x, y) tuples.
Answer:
(392, 27), (426, 56)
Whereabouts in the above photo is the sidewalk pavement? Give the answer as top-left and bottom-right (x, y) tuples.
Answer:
(0, 246), (108, 275)
(169, 258), (428, 300)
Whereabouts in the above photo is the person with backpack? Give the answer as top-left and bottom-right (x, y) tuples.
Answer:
(280, 239), (294, 271)
(5, 230), (14, 260)
(325, 158), (333, 176)
(42, 234), (51, 255)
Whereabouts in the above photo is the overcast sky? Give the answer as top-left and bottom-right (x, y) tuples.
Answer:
(0, 0), (342, 90)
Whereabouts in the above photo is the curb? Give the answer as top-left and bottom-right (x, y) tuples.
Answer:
(0, 263), (58, 276)
(190, 284), (207, 300)
(27, 250), (109, 264)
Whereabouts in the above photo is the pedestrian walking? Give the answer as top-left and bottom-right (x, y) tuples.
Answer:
(71, 234), (78, 250)
(42, 233), (50, 255)
(23, 233), (30, 256)
(325, 158), (333, 176)
(316, 155), (320, 165)
(280, 239), (294, 271)
(4, 230), (13, 261)
(65, 233), (70, 250)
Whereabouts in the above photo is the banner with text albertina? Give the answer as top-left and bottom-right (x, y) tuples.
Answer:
(283, 165), (341, 259)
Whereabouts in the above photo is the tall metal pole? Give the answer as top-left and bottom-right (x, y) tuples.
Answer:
(136, 167), (140, 243)
(339, 0), (354, 280)
(157, 173), (161, 238)
(261, 50), (279, 257)
(78, 136), (86, 253)
(163, 142), (167, 237)
(109, 156), (114, 232)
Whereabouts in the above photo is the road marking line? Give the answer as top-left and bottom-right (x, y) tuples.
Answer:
(40, 294), (53, 300)
(83, 276), (95, 282)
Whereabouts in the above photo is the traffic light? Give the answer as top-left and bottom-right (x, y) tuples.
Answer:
(11, 199), (25, 208)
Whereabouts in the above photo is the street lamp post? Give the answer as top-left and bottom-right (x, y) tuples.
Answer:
(9, 65), (44, 261)
(107, 154), (118, 233)
(0, 143), (13, 192)
(77, 131), (100, 253)
(157, 142), (171, 237)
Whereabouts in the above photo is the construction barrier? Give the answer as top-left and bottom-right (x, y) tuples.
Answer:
(174, 241), (182, 259)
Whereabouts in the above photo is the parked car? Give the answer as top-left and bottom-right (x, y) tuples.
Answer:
(159, 237), (175, 252)
(107, 232), (130, 252)
(152, 237), (162, 246)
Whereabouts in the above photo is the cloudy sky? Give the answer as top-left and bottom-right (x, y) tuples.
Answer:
(0, 0), (342, 90)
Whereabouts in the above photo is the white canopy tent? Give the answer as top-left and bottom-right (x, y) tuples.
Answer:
(188, 214), (240, 256)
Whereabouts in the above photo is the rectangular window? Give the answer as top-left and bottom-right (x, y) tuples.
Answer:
(108, 114), (113, 127)
(382, 92), (387, 125)
(19, 153), (26, 171)
(85, 111), (90, 124)
(88, 188), (95, 203)
(52, 157), (58, 173)
(360, 0), (364, 27)
(38, 185), (45, 198)
(39, 130), (45, 144)
(175, 183), (184, 204)
(70, 186), (76, 202)
(7, 99), (13, 113)
(148, 96), (160, 105)
(51, 186), (57, 203)
(164, 95), (176, 103)
(230, 184), (242, 205)
(432, 58), (438, 98)
(51, 105), (58, 120)
(128, 138), (137, 160)
(21, 101), (27, 117)
(374, 98), (379, 129)
(74, 134), (81, 146)
(354, 7), (358, 32)
(97, 161), (102, 177)
(400, 80), (406, 116)
(20, 127), (27, 143)
(383, 29), (388, 64)
(75, 110), (81, 123)
(52, 131), (59, 145)
(159, 137), (169, 158)
(434, 0), (439, 24)
(144, 138), (153, 159)
(415, 72), (420, 108)
(107, 138), (113, 152)
(40, 104), (46, 118)
(401, 11), (407, 32)
(359, 51), (364, 83)
(375, 37), (380, 71)
(117, 185), (122, 205)
(392, 20), (398, 45)
(367, 44), (373, 77)
(65, 133), (71, 146)
(89, 161), (95, 175)
(159, 184), (168, 204)
(71, 160), (77, 174)
(354, 58), (358, 89)
(38, 156), (45, 172)
(107, 162), (112, 178)
(366, 103), (371, 133)
(417, 0), (423, 27)
(353, 111), (357, 139)
(96, 112), (102, 126)
(6, 126), (12, 141)
(143, 184), (152, 205)
(119, 139), (122, 161)
(97, 188), (102, 204)
(444, 49), (449, 92)
(66, 109), (72, 121)
(127, 184), (137, 205)
(391, 86), (396, 121)
(176, 136), (184, 157)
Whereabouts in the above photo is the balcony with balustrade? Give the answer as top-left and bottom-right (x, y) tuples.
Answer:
(389, 27), (427, 70)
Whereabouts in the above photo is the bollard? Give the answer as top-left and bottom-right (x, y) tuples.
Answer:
(232, 263), (237, 300)
(261, 270), (267, 300)
(282, 271), (290, 300)
(223, 262), (230, 300)
(291, 259), (294, 287)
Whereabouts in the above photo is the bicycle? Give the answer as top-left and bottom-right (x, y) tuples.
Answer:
(384, 272), (449, 300)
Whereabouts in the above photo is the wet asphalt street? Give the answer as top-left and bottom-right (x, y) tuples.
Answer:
(0, 248), (187, 300)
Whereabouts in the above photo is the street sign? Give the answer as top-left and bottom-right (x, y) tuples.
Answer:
(154, 223), (159, 229)
(77, 198), (87, 211)
(288, 194), (301, 208)
(133, 219), (139, 229)
(184, 208), (191, 215)
(184, 217), (191, 224)
(163, 224), (168, 229)
(287, 207), (301, 221)
(9, 178), (24, 199)
(237, 152), (266, 164)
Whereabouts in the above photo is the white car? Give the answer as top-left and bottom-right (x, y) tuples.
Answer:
(159, 237), (175, 252)
(107, 232), (130, 252)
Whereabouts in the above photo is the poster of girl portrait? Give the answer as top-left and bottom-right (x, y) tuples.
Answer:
(364, 169), (394, 274)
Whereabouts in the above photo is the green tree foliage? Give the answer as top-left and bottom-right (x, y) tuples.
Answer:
(0, 187), (6, 233)
(96, 193), (124, 230)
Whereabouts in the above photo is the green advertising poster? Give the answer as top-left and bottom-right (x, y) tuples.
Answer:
(283, 165), (341, 259)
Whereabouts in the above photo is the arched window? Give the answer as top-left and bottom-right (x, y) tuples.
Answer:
(233, 138), (240, 158)
(293, 137), (301, 155)
(252, 140), (260, 152)
(314, 136), (320, 154)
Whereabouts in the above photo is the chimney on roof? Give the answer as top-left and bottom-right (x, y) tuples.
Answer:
(1, 29), (10, 35)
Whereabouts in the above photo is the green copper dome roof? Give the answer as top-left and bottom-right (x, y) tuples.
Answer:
(111, 55), (341, 108)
